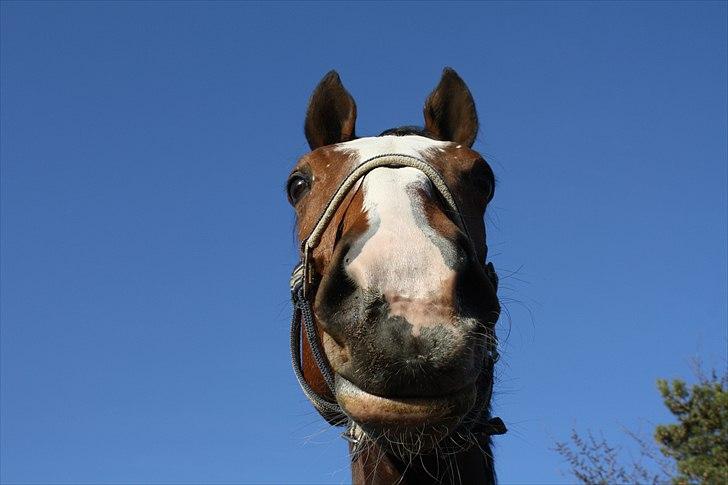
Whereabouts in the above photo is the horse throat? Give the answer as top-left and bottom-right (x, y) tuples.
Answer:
(349, 437), (496, 485)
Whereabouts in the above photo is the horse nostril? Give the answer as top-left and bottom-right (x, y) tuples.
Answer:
(457, 252), (469, 269)
(455, 240), (477, 265)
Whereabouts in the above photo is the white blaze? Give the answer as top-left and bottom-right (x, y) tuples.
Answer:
(336, 136), (457, 331)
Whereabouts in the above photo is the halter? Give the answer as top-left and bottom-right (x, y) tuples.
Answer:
(289, 153), (507, 440)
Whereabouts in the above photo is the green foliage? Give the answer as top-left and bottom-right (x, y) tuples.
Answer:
(654, 369), (728, 484)
(555, 364), (727, 485)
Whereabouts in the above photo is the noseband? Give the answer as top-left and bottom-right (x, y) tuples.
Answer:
(289, 153), (507, 442)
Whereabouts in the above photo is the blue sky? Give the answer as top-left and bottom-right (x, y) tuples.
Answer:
(1, 2), (726, 483)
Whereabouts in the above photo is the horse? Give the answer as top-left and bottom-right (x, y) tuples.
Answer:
(286, 68), (506, 485)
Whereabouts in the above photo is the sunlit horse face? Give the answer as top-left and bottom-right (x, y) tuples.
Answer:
(287, 69), (499, 444)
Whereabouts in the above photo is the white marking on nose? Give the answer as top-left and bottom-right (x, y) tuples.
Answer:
(345, 166), (457, 333)
(334, 135), (460, 334)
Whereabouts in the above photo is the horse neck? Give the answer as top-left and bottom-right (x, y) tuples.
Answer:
(349, 437), (496, 485)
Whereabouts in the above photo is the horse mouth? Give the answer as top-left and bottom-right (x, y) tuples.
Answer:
(335, 374), (476, 429)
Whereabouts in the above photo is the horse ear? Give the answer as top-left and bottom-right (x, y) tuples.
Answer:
(423, 68), (479, 147)
(304, 71), (357, 150)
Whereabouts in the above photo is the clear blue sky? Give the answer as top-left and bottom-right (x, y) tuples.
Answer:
(1, 2), (726, 483)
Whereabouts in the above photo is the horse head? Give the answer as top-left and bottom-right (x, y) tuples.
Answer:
(287, 68), (503, 465)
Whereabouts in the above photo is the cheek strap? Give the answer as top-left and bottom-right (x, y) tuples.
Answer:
(289, 264), (343, 424)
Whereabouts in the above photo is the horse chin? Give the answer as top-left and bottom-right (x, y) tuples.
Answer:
(335, 374), (476, 450)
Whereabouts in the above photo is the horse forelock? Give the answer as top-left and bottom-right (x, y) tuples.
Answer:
(378, 125), (433, 138)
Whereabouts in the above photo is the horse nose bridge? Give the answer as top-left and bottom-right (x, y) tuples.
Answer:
(343, 167), (464, 298)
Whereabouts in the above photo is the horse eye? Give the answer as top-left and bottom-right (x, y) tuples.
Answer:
(287, 173), (311, 205)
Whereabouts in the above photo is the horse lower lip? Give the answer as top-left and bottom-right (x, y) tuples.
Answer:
(335, 375), (476, 426)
